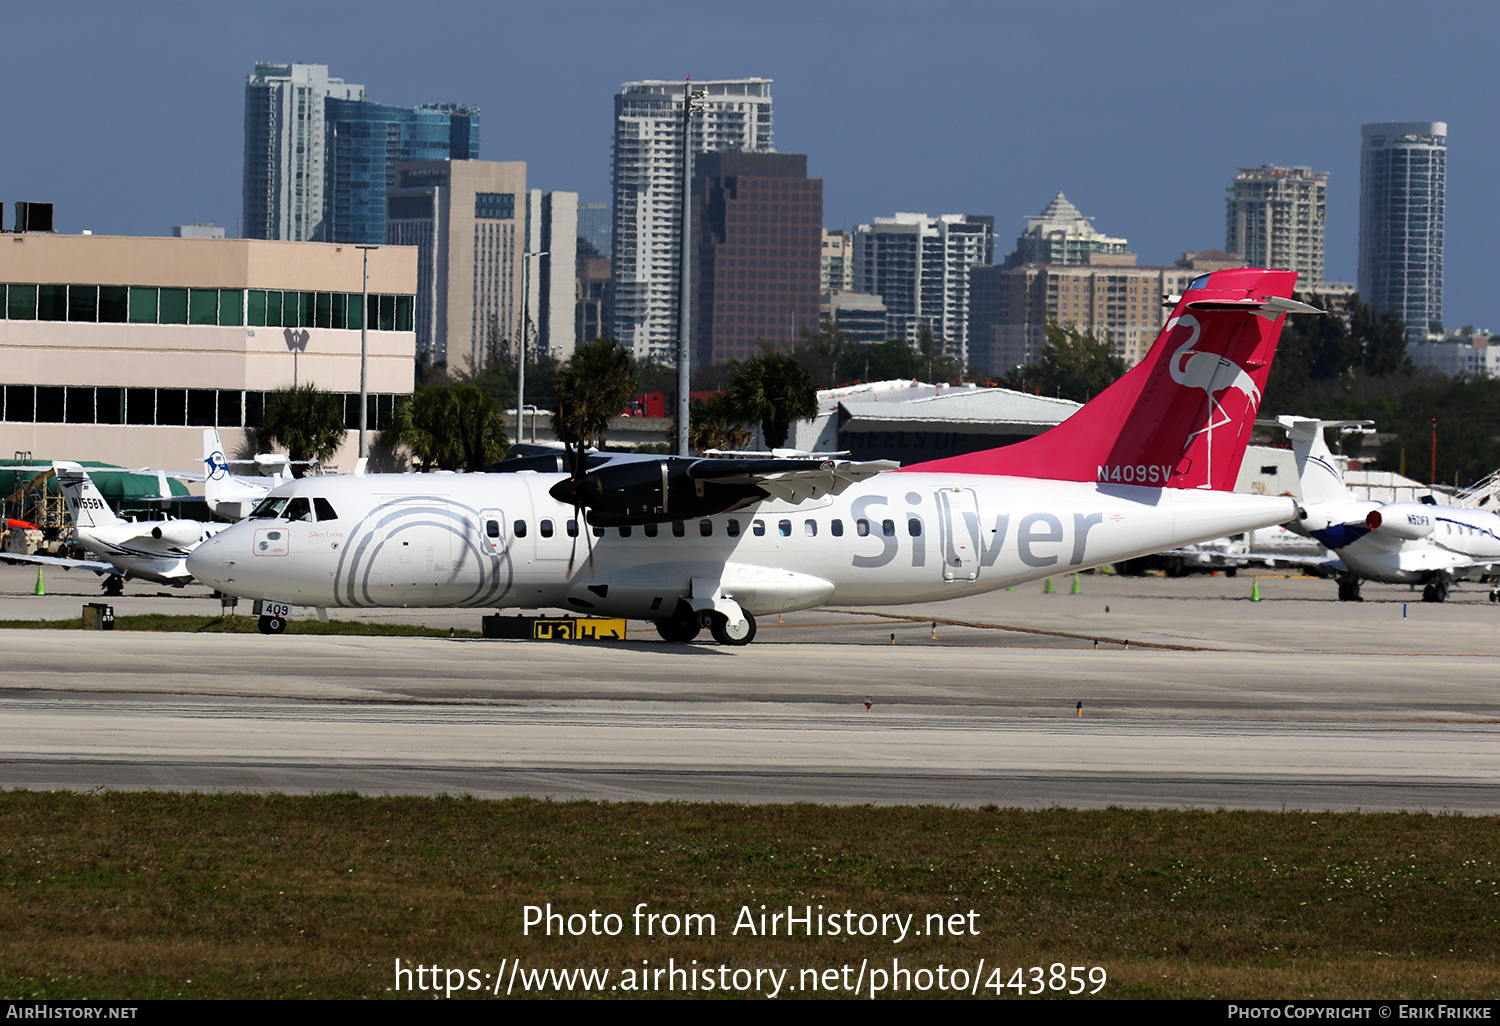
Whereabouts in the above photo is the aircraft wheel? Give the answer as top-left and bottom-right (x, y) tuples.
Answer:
(1433, 578), (1450, 603)
(102, 576), (124, 597)
(258, 615), (287, 635)
(709, 610), (757, 646)
(655, 615), (701, 643)
(1224, 567), (1238, 578)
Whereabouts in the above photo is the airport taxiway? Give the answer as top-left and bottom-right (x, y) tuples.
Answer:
(1, 563), (1496, 811)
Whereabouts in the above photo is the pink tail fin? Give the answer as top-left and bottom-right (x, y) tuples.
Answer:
(902, 267), (1299, 490)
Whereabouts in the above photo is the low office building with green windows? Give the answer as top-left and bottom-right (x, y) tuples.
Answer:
(0, 233), (416, 473)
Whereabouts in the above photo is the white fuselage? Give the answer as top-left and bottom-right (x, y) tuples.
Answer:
(78, 520), (226, 586)
(187, 471), (1298, 618)
(1327, 504), (1500, 584)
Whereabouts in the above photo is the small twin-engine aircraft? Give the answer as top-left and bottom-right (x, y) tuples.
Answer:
(188, 267), (1315, 641)
(1285, 418), (1500, 602)
(6, 463), (226, 595)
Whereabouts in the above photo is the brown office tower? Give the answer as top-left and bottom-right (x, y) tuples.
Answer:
(691, 152), (822, 366)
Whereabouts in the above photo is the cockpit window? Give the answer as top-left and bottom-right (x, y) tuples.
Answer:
(1185, 273), (1213, 291)
(249, 497), (288, 519)
(313, 497), (338, 522)
(285, 497), (313, 522)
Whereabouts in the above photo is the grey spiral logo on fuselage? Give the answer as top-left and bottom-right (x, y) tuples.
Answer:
(334, 497), (512, 607)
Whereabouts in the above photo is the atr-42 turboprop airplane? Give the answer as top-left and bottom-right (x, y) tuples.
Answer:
(187, 267), (1315, 641)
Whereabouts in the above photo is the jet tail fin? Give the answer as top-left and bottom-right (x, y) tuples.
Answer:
(52, 462), (123, 531)
(901, 268), (1316, 490)
(1276, 416), (1368, 504)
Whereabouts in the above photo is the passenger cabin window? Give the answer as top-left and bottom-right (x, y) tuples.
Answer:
(486, 520), (501, 539)
(644, 523), (658, 537)
(514, 520), (528, 538)
(567, 520), (579, 537)
(804, 519), (817, 537)
(908, 518), (922, 537)
(778, 519), (792, 537)
(856, 519), (870, 537)
(830, 519), (844, 537)
(540, 519), (554, 538)
(313, 497), (338, 522)
(672, 521), (685, 538)
(593, 525), (606, 538)
(619, 526), (632, 537)
(727, 519), (740, 536)
(882, 519), (895, 537)
(752, 520), (765, 537)
(699, 519), (713, 537)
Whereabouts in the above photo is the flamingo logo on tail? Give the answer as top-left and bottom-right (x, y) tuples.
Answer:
(1166, 313), (1261, 488)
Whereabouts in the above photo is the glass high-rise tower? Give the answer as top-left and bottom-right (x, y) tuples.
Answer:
(1359, 122), (1446, 338)
(243, 63), (479, 245)
(611, 78), (774, 362)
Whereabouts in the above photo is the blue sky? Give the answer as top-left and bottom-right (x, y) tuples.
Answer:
(4, 0), (1495, 329)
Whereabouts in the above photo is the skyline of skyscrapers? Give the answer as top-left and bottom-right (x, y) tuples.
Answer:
(1225, 165), (1327, 285)
(1359, 121), (1446, 338)
(611, 78), (775, 363)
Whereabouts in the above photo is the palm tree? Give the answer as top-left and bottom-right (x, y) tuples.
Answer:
(258, 384), (347, 475)
(724, 353), (818, 450)
(552, 339), (638, 450)
(391, 384), (508, 471)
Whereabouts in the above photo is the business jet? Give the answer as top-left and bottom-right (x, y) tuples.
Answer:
(5, 463), (227, 595)
(188, 267), (1315, 640)
(1284, 418), (1500, 602)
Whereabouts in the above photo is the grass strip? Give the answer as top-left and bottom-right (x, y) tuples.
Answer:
(1, 793), (1496, 999)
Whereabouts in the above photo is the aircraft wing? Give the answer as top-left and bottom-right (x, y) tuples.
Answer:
(551, 455), (901, 526)
(0, 552), (120, 575)
(688, 458), (900, 504)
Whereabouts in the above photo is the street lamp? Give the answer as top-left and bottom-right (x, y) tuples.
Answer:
(676, 80), (707, 457)
(518, 249), (548, 443)
(356, 244), (380, 459)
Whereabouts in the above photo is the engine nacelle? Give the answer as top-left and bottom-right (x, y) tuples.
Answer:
(1286, 501), (1377, 536)
(149, 520), (206, 548)
(1365, 504), (1436, 540)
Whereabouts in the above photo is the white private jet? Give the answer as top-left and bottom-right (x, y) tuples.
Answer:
(188, 267), (1316, 640)
(1285, 418), (1500, 602)
(4, 463), (227, 595)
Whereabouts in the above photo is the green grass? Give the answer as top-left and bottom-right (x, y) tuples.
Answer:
(1, 793), (1496, 999)
(0, 614), (480, 637)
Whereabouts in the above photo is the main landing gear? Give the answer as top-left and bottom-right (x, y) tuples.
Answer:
(101, 576), (124, 597)
(652, 601), (757, 646)
(1335, 572), (1362, 602)
(1421, 574), (1451, 603)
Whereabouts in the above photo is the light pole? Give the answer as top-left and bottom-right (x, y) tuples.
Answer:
(676, 79), (706, 457)
(356, 245), (380, 459)
(518, 250), (548, 443)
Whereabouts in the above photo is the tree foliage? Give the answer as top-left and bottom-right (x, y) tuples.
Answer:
(1020, 324), (1126, 401)
(686, 394), (753, 453)
(724, 353), (818, 450)
(915, 323), (968, 384)
(390, 384), (509, 472)
(258, 384), (347, 475)
(552, 339), (639, 450)
(1261, 294), (1413, 414)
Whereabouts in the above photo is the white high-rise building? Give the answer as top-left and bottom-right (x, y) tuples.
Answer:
(242, 63), (365, 242)
(611, 78), (774, 362)
(851, 213), (994, 362)
(1359, 121), (1447, 339)
(1226, 165), (1327, 284)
